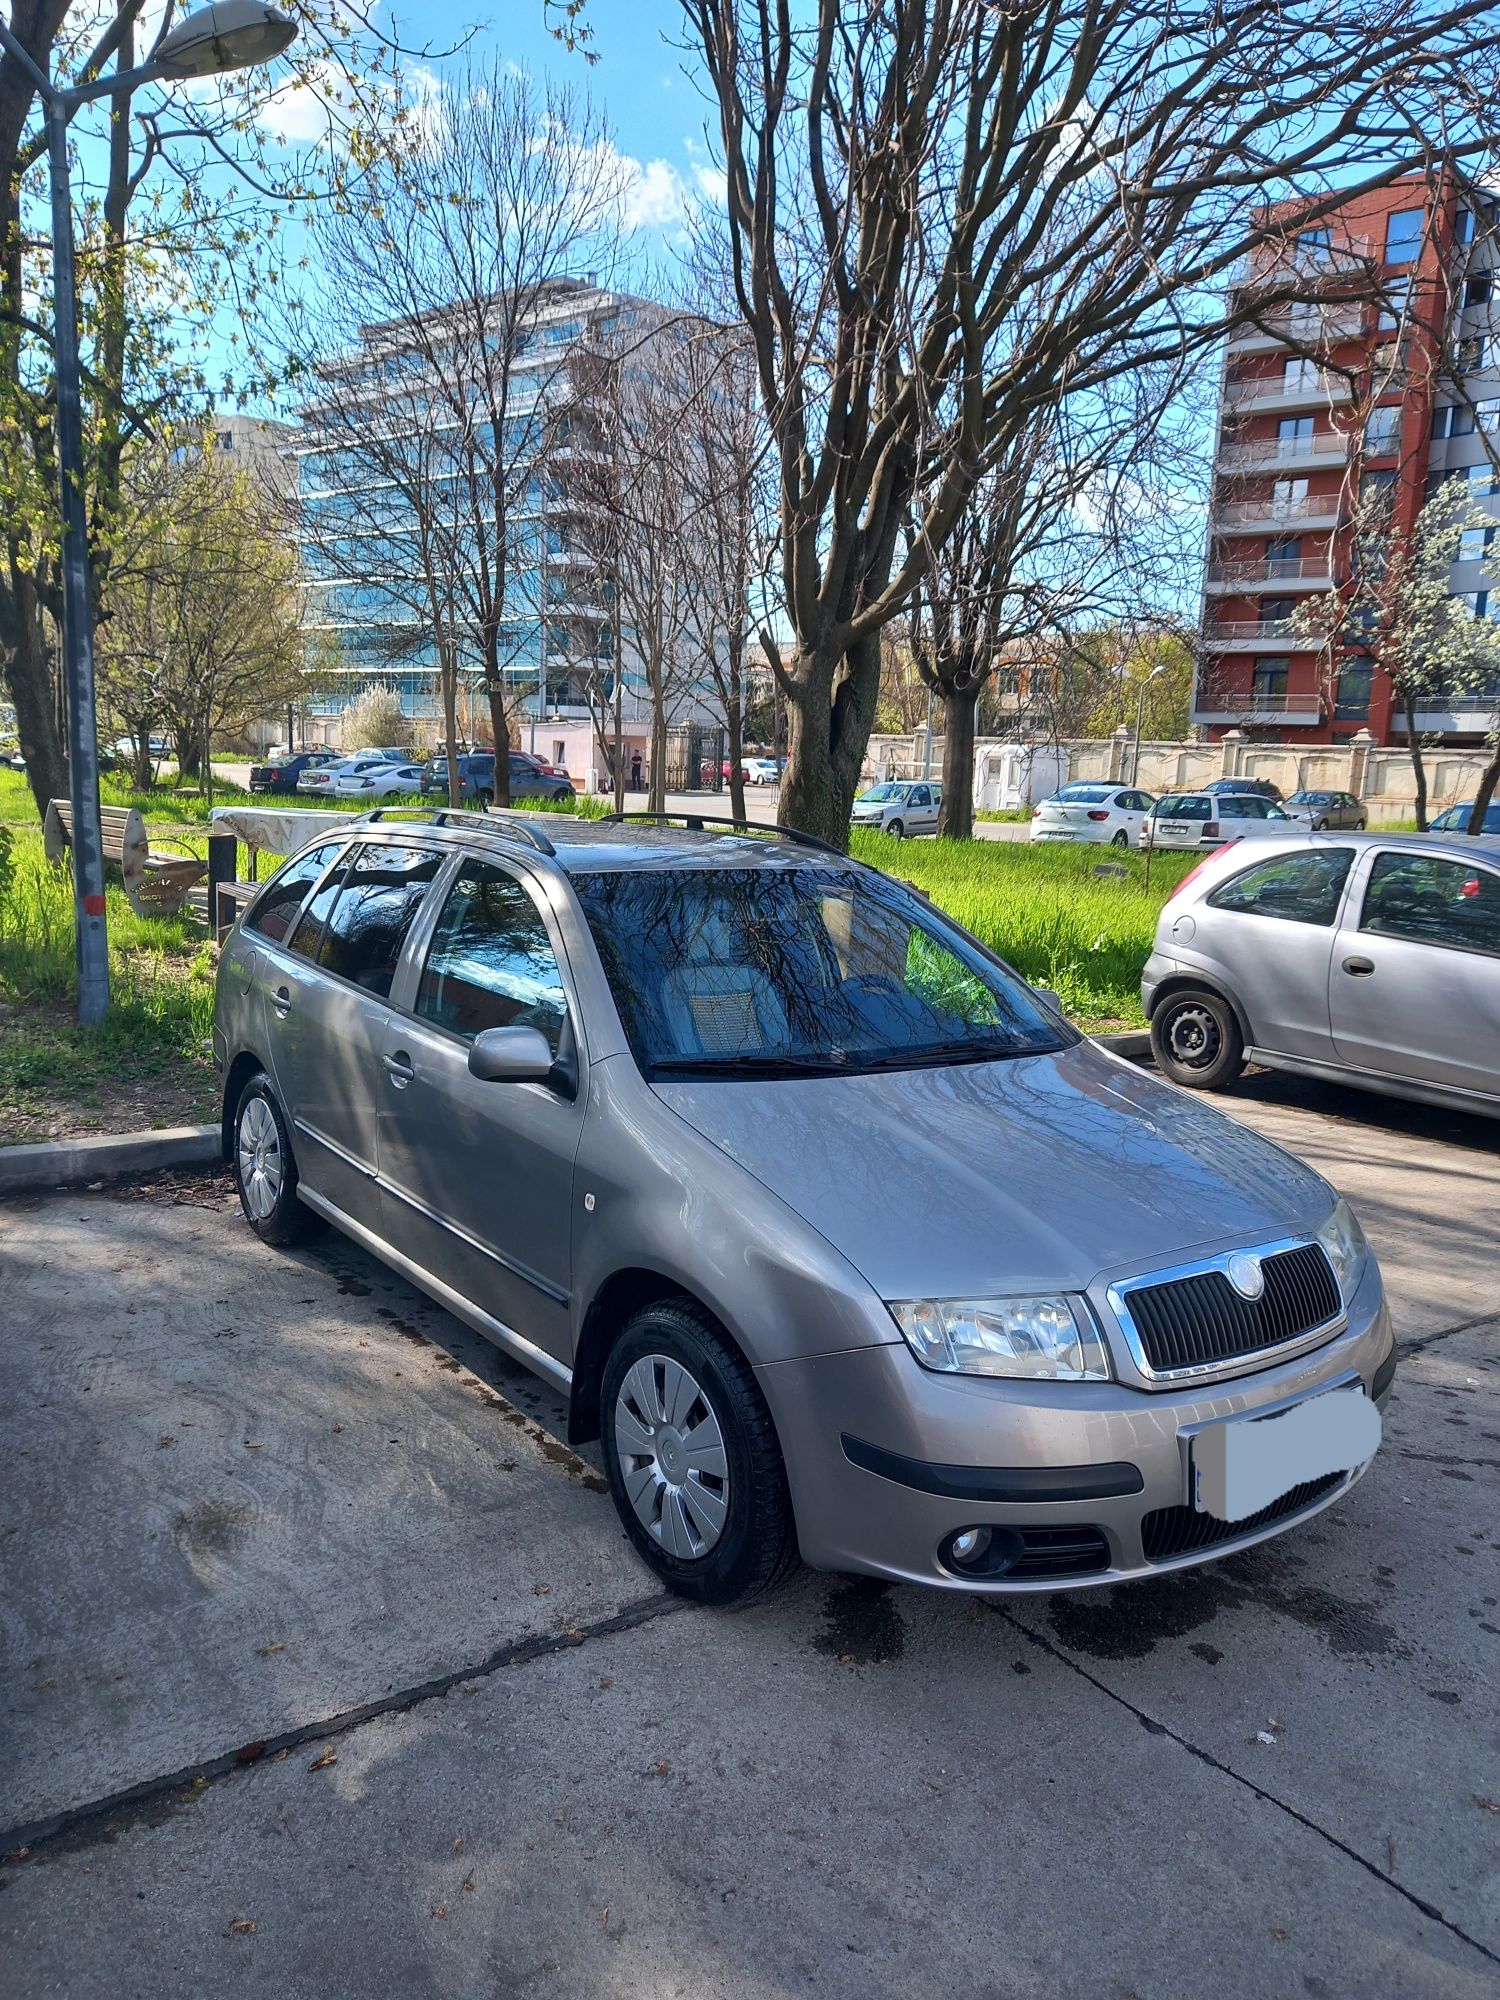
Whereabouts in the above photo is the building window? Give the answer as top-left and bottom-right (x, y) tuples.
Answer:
(1465, 274), (1492, 307)
(1251, 658), (1289, 700)
(1282, 357), (1319, 392)
(1459, 525), (1495, 561)
(216, 431), (234, 451)
(1334, 663), (1373, 720)
(1266, 537), (1303, 571)
(1377, 276), (1409, 331)
(1361, 469), (1397, 507)
(1384, 208), (1425, 264)
(1364, 405), (1401, 454)
(1455, 206), (1478, 248)
(1259, 597), (1295, 625)
(1278, 415), (1314, 444)
(1297, 227), (1331, 254)
(1459, 589), (1492, 618)
(1271, 477), (1310, 510)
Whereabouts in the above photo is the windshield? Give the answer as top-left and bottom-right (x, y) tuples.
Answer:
(856, 784), (907, 803)
(1433, 802), (1500, 832)
(571, 865), (1071, 1079)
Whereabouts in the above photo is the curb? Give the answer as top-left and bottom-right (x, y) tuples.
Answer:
(1090, 1030), (1152, 1060)
(0, 1123), (221, 1197)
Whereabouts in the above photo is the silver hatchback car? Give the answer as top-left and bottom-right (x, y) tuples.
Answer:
(1143, 831), (1500, 1119)
(215, 810), (1394, 1604)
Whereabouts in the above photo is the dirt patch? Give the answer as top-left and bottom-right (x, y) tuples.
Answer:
(0, 996), (217, 1147)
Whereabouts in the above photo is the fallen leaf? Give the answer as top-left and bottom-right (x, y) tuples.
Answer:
(600, 1907), (610, 1924)
(432, 1906), (448, 1919)
(158, 1437), (175, 1449)
(244, 1442), (263, 1451)
(357, 1339), (369, 1348)
(234, 1741), (267, 1765)
(1270, 1929), (1288, 1943)
(1266, 1717), (1285, 1734)
(462, 1874), (475, 1894)
(452, 1837), (464, 1855)
(2, 1847), (30, 1866)
(227, 1918), (256, 1937)
(598, 1676), (613, 1690)
(257, 1643), (285, 1658)
(533, 1584), (551, 1596)
(653, 1761), (670, 1777)
(1475, 1796), (1500, 1814)
(331, 1423), (343, 1433)
(308, 1746), (337, 1772)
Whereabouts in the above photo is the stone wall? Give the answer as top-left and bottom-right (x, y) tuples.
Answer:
(863, 728), (1495, 822)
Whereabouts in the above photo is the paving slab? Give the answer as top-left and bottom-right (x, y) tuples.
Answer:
(0, 1181), (643, 1832)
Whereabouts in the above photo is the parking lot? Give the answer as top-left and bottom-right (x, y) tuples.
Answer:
(1, 1065), (1496, 1998)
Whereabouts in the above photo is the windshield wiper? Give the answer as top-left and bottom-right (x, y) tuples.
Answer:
(651, 1055), (855, 1080)
(840, 1037), (1047, 1072)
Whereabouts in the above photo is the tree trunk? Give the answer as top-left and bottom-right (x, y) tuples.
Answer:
(647, 661), (668, 815)
(938, 683), (978, 840)
(2, 570), (68, 815)
(725, 682), (746, 824)
(780, 634), (883, 851)
(1467, 745), (1500, 833)
(484, 673), (511, 807)
(176, 731), (202, 783)
(201, 716), (215, 810)
(1403, 688), (1429, 830)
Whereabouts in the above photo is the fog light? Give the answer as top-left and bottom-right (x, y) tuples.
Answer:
(950, 1527), (992, 1566)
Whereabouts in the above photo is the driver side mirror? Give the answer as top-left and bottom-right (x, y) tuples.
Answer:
(468, 1025), (555, 1084)
(1031, 987), (1063, 1014)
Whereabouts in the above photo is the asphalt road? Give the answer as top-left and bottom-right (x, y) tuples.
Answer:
(1, 1070), (1496, 1998)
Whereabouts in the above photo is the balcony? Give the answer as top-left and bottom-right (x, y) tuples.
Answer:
(1221, 371), (1355, 414)
(1214, 492), (1346, 531)
(1204, 556), (1334, 593)
(1391, 689), (1500, 733)
(1216, 431), (1351, 474)
(1225, 308), (1367, 355)
(1204, 617), (1304, 650)
(1191, 686), (1324, 726)
(1233, 237), (1373, 293)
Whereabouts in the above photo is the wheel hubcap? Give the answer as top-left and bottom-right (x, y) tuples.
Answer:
(614, 1355), (729, 1560)
(237, 1096), (283, 1220)
(1167, 1004), (1220, 1068)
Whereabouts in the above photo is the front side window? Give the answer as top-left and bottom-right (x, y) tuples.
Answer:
(1209, 850), (1354, 926)
(415, 862), (568, 1050)
(245, 841), (348, 947)
(570, 866), (1068, 1079)
(1360, 852), (1500, 956)
(308, 843), (444, 995)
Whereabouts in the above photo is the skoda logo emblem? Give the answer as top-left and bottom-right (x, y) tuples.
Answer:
(1227, 1252), (1265, 1300)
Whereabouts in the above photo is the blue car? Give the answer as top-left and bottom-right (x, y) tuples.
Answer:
(1429, 801), (1500, 835)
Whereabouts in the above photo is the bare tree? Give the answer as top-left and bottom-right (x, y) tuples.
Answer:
(295, 62), (628, 806)
(679, 0), (1500, 845)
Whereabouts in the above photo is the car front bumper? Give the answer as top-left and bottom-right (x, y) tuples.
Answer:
(755, 1267), (1394, 1592)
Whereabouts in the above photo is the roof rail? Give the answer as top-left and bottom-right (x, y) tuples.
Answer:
(354, 804), (557, 857)
(600, 810), (846, 858)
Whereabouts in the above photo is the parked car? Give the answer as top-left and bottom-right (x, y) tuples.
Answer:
(1203, 776), (1283, 803)
(250, 751), (339, 795)
(1283, 790), (1367, 832)
(743, 757), (781, 786)
(216, 811), (1394, 1604)
(1429, 800), (1500, 835)
(298, 756), (398, 796)
(1142, 831), (1499, 1119)
(1031, 783), (1155, 848)
(420, 751), (572, 805)
(850, 780), (942, 837)
(331, 762), (426, 800)
(1142, 791), (1294, 850)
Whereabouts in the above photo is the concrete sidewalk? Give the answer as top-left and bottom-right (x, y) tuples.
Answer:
(1, 1078), (1496, 1997)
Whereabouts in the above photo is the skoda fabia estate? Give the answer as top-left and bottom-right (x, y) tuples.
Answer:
(215, 809), (1393, 1604)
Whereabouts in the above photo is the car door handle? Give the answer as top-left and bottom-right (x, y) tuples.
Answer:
(1342, 956), (1375, 977)
(272, 985), (292, 1017)
(382, 1050), (415, 1087)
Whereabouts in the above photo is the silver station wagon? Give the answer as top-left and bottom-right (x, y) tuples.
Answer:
(215, 810), (1394, 1604)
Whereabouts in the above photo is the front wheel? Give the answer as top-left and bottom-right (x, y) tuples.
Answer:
(886, 818), (905, 839)
(232, 1075), (327, 1246)
(601, 1300), (798, 1606)
(1150, 989), (1245, 1090)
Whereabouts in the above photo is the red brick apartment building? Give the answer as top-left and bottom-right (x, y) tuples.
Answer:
(1195, 169), (1500, 746)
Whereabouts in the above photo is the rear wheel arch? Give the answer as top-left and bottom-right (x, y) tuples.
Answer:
(221, 1050), (267, 1158)
(1145, 972), (1254, 1048)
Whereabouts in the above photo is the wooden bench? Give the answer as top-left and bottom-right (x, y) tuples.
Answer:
(43, 799), (206, 919)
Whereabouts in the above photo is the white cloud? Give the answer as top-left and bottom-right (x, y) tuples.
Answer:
(622, 158), (688, 230)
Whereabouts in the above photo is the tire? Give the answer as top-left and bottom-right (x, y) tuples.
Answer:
(474, 787), (494, 809)
(1312, 818), (1327, 833)
(600, 1299), (798, 1607)
(1111, 828), (1129, 848)
(887, 818), (905, 839)
(1149, 989), (1245, 1091)
(1354, 819), (1366, 832)
(232, 1074), (327, 1247)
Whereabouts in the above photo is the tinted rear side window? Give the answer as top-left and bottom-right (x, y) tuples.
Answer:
(1209, 849), (1353, 926)
(1157, 797), (1211, 820)
(244, 842), (348, 946)
(308, 844), (445, 995)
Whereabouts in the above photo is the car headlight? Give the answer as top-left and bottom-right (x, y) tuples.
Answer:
(888, 1295), (1111, 1380)
(1316, 1198), (1370, 1301)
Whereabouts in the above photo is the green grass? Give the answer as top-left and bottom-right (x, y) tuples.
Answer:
(0, 826), (218, 1141)
(850, 830), (1198, 1025)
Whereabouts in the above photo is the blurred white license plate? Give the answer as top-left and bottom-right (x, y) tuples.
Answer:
(1192, 1386), (1381, 1523)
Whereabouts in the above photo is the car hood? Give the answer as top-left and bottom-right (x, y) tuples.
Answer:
(650, 1039), (1332, 1299)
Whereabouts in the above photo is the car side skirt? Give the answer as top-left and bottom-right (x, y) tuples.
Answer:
(297, 1183), (575, 1391)
(1243, 1047), (1500, 1122)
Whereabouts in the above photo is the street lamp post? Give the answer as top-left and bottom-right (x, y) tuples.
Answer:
(0, 2), (297, 1024)
(1131, 660), (1172, 786)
